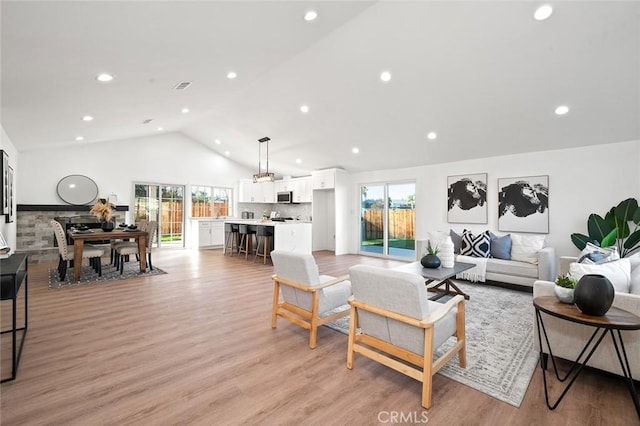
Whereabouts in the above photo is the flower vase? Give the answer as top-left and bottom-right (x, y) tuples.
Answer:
(101, 220), (115, 232)
(440, 236), (455, 268)
(421, 254), (441, 269)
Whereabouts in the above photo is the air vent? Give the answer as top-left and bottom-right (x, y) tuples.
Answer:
(142, 118), (153, 124)
(174, 81), (192, 90)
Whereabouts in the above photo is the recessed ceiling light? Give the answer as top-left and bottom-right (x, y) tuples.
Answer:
(304, 10), (318, 21)
(224, 151), (230, 156)
(555, 105), (569, 115)
(81, 115), (94, 122)
(295, 158), (302, 164)
(380, 71), (392, 82)
(75, 136), (84, 141)
(96, 73), (114, 82)
(181, 108), (190, 114)
(427, 132), (437, 140)
(352, 147), (360, 154)
(300, 105), (309, 113)
(215, 139), (221, 145)
(534, 5), (553, 21)
(157, 127), (164, 131)
(227, 71), (237, 79)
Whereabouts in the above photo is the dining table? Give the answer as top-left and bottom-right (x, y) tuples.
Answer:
(67, 228), (148, 281)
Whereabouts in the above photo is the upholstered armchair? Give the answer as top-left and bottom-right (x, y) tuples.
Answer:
(347, 265), (466, 409)
(271, 250), (351, 349)
(51, 220), (104, 280)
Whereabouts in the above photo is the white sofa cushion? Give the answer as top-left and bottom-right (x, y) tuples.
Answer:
(510, 234), (545, 264)
(569, 258), (631, 293)
(486, 258), (539, 279)
(628, 253), (640, 295)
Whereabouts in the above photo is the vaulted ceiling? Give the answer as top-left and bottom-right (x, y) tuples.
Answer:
(2, 1), (638, 178)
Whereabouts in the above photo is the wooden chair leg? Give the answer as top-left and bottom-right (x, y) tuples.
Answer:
(97, 257), (102, 277)
(119, 255), (125, 274)
(456, 300), (466, 368)
(59, 259), (68, 281)
(271, 281), (280, 328)
(422, 328), (434, 409)
(346, 305), (358, 369)
(148, 253), (153, 271)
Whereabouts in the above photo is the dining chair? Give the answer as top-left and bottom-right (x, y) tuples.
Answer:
(51, 220), (104, 280)
(111, 219), (148, 266)
(115, 220), (157, 274)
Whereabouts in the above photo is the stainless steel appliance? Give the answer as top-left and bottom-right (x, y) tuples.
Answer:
(277, 191), (293, 203)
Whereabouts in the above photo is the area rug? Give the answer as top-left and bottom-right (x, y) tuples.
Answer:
(48, 262), (167, 289)
(324, 281), (538, 407)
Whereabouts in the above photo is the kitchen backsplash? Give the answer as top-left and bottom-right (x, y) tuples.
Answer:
(237, 203), (312, 221)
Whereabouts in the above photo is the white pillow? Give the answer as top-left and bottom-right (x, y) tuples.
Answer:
(510, 234), (545, 264)
(569, 258), (631, 293)
(628, 253), (640, 295)
(578, 242), (620, 264)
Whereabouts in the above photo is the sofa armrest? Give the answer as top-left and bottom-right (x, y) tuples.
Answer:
(533, 280), (556, 298)
(559, 256), (577, 277)
(537, 247), (557, 281)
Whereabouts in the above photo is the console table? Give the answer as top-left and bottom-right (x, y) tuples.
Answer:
(534, 296), (640, 418)
(1, 252), (28, 383)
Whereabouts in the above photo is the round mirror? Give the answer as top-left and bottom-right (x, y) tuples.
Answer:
(56, 175), (99, 205)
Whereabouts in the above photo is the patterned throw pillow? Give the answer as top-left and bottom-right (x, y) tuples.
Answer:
(460, 230), (491, 258)
(577, 242), (619, 264)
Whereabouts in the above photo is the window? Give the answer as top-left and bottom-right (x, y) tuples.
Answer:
(191, 185), (232, 218)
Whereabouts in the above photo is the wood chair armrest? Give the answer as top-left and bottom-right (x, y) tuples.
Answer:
(421, 295), (464, 325)
(348, 294), (464, 329)
(272, 274), (349, 292)
(348, 296), (428, 328)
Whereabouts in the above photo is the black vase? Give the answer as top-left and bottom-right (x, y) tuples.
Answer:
(574, 274), (614, 316)
(101, 220), (115, 232)
(421, 254), (441, 269)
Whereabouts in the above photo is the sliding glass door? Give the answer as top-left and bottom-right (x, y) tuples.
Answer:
(360, 181), (415, 259)
(133, 183), (185, 247)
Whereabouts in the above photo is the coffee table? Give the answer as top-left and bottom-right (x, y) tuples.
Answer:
(396, 261), (475, 300)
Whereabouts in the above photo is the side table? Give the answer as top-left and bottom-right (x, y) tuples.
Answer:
(533, 296), (640, 418)
(1, 252), (28, 383)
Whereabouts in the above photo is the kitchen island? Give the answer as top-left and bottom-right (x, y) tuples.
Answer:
(223, 220), (312, 254)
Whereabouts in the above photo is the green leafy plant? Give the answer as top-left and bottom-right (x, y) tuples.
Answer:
(555, 275), (577, 289)
(571, 197), (640, 258)
(425, 241), (439, 256)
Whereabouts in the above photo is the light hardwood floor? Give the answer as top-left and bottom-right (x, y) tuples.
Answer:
(1, 249), (638, 425)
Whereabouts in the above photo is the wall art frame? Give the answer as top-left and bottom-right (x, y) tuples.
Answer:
(1, 150), (8, 215)
(498, 175), (549, 233)
(447, 173), (488, 224)
(5, 166), (14, 223)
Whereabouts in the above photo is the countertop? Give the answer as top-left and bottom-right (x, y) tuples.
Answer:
(224, 219), (312, 225)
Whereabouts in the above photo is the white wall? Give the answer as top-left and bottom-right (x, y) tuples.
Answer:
(18, 132), (255, 208)
(348, 140), (640, 258)
(0, 124), (18, 251)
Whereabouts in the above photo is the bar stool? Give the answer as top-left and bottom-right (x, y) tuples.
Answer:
(238, 224), (257, 260)
(224, 223), (240, 255)
(254, 225), (273, 264)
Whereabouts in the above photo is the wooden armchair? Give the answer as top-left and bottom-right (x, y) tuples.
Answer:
(347, 265), (466, 409)
(271, 250), (351, 349)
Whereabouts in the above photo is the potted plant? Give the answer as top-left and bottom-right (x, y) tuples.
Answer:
(571, 197), (640, 258)
(554, 275), (577, 304)
(421, 242), (441, 269)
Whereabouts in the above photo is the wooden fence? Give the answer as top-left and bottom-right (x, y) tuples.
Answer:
(155, 201), (229, 235)
(363, 209), (415, 240)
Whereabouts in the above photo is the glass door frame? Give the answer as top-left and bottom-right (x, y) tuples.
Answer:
(132, 181), (186, 248)
(358, 180), (416, 260)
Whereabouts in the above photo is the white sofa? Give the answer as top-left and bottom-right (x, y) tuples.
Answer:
(417, 239), (557, 288)
(533, 256), (640, 378)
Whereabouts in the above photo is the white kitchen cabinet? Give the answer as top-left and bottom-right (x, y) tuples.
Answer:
(191, 219), (224, 248)
(312, 169), (336, 190)
(238, 180), (274, 203)
(292, 176), (312, 203)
